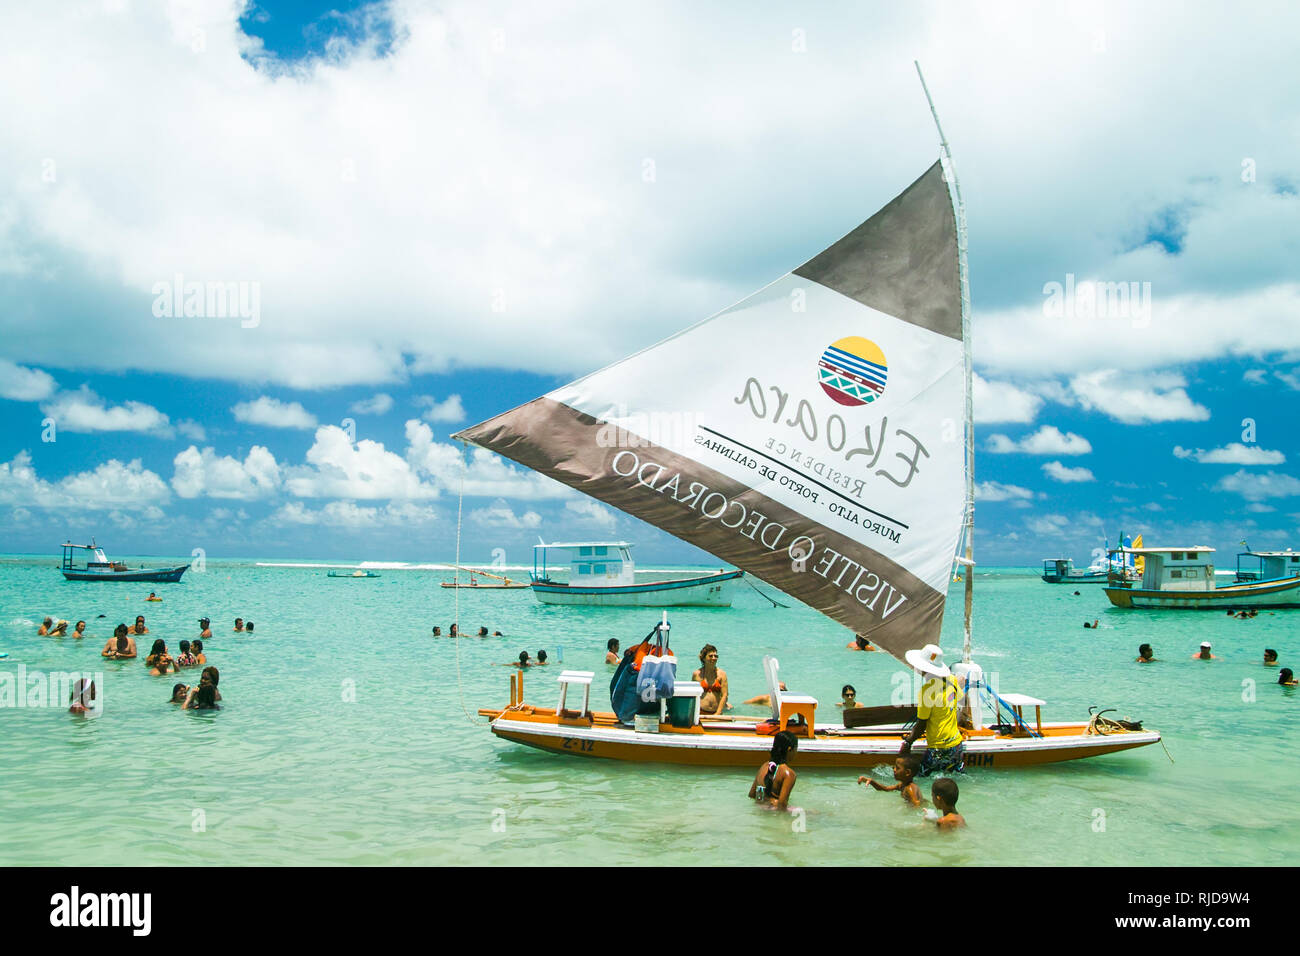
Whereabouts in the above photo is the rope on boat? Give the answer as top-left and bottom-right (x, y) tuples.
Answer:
(451, 439), (483, 725)
(746, 579), (790, 609)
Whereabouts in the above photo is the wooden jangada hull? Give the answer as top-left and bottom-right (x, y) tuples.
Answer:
(1105, 576), (1300, 609)
(480, 708), (1160, 769)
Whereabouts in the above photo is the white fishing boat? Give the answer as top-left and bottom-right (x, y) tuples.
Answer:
(530, 542), (742, 607)
(1104, 546), (1300, 610)
(457, 66), (1159, 768)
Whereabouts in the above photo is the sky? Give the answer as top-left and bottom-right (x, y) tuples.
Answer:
(1, 0), (1298, 568)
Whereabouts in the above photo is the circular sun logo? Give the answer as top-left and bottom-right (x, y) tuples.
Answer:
(817, 336), (887, 406)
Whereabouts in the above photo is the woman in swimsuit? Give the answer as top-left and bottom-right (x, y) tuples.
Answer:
(145, 639), (168, 667)
(749, 730), (798, 810)
(692, 644), (730, 715)
(175, 640), (197, 668)
(131, 616), (149, 635)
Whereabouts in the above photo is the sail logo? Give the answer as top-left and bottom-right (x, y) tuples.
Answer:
(817, 336), (887, 407)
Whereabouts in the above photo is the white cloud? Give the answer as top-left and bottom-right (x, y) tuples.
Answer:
(972, 374), (1043, 424)
(172, 445), (281, 499)
(470, 499), (542, 529)
(1215, 470), (1300, 501)
(1243, 369), (1268, 385)
(271, 500), (438, 528)
(176, 418), (207, 441)
(1067, 369), (1209, 424)
(40, 386), (171, 434)
(565, 498), (617, 529)
(0, 451), (170, 511)
(974, 480), (1034, 502)
(285, 424), (436, 499)
(987, 425), (1091, 456)
(1173, 443), (1285, 465)
(232, 397), (318, 429)
(417, 394), (467, 424)
(351, 393), (394, 415)
(0, 359), (57, 401)
(1042, 460), (1095, 483)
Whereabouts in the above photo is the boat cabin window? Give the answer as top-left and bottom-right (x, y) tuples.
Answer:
(1171, 552), (1183, 560)
(1185, 567), (1198, 577)
(593, 564), (606, 574)
(1170, 570), (1182, 578)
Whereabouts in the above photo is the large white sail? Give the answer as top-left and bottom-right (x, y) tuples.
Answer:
(455, 162), (964, 661)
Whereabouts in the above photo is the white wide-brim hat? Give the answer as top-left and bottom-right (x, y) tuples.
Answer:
(905, 643), (951, 678)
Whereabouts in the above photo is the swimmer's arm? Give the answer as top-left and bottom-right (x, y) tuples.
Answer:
(936, 812), (965, 829)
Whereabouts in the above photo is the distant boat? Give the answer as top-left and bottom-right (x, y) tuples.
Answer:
(1104, 545), (1300, 609)
(327, 569), (381, 578)
(440, 565), (530, 589)
(529, 542), (742, 607)
(59, 541), (189, 583)
(1041, 558), (1109, 584)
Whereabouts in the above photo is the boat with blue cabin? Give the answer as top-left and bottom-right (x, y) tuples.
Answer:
(530, 542), (742, 607)
(1041, 557), (1109, 584)
(59, 541), (189, 583)
(1103, 545), (1300, 609)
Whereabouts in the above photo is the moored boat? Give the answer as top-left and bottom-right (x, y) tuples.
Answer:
(1104, 545), (1300, 609)
(327, 569), (381, 578)
(59, 541), (189, 583)
(1041, 558), (1109, 584)
(440, 565), (530, 589)
(529, 542), (741, 607)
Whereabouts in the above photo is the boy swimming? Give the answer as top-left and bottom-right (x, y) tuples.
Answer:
(930, 778), (965, 829)
(859, 755), (923, 807)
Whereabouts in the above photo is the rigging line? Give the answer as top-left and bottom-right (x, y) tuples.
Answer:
(452, 439), (480, 724)
(746, 578), (790, 609)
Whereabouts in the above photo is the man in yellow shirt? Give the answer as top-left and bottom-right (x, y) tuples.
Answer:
(900, 643), (965, 774)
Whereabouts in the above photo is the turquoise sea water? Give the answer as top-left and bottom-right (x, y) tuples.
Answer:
(1, 554), (1295, 866)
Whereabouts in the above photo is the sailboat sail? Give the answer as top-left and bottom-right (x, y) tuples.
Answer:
(454, 163), (965, 661)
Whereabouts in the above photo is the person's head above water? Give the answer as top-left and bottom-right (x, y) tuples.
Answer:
(1280, 668), (1295, 685)
(245, 622), (254, 632)
(855, 635), (869, 649)
(170, 683), (189, 702)
(191, 639), (203, 655)
(43, 617), (53, 627)
(1138, 643), (1153, 658)
(518, 651), (530, 666)
(932, 777), (960, 812)
(201, 665), (219, 686)
(149, 639), (166, 657)
(179, 640), (191, 654)
(699, 644), (719, 666)
(841, 684), (857, 701)
(537, 650), (547, 663)
(769, 730), (798, 764)
(1264, 648), (1278, 663)
(894, 755), (921, 782)
(607, 638), (619, 652)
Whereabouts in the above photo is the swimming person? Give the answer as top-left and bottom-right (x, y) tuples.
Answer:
(38, 617), (53, 636)
(176, 640), (197, 668)
(838, 684), (862, 709)
(929, 778), (966, 828)
(146, 592), (161, 602)
(1136, 644), (1157, 663)
(742, 683), (786, 707)
(131, 615), (149, 635)
(1264, 649), (1279, 666)
(431, 626), (442, 636)
(145, 639), (168, 666)
(170, 683), (190, 703)
(749, 730), (798, 810)
(68, 677), (98, 715)
(49, 620), (69, 636)
(477, 627), (489, 637)
(200, 666), (222, 700)
(693, 644), (730, 715)
(859, 755), (923, 807)
(1083, 620), (1098, 629)
(900, 644), (965, 775)
(449, 623), (459, 638)
(846, 635), (878, 651)
(73, 621), (87, 639)
(182, 683), (220, 710)
(536, 650), (548, 665)
(191, 639), (206, 665)
(1279, 668), (1297, 687)
(1192, 642), (1216, 660)
(245, 622), (254, 634)
(198, 618), (212, 639)
(516, 651), (531, 668)
(605, 639), (620, 665)
(149, 654), (176, 677)
(234, 618), (244, 632)
(101, 625), (137, 659)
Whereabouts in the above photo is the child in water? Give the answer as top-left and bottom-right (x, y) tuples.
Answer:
(929, 778), (965, 829)
(1136, 644), (1157, 663)
(1279, 668), (1298, 687)
(859, 755), (923, 807)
